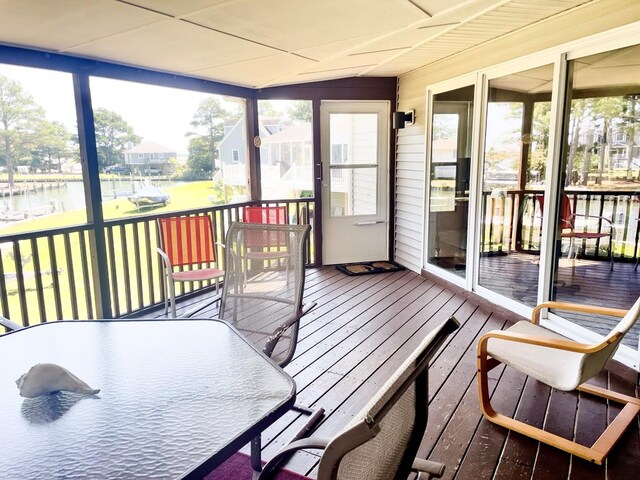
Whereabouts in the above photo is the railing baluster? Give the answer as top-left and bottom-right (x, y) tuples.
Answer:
(620, 195), (632, 258)
(0, 247), (10, 319)
(30, 238), (46, 324)
(120, 224), (132, 314)
(47, 236), (63, 320)
(79, 230), (94, 319)
(63, 233), (79, 319)
(610, 194), (620, 260)
(13, 242), (29, 326)
(132, 223), (144, 310)
(106, 226), (120, 318)
(143, 221), (154, 307)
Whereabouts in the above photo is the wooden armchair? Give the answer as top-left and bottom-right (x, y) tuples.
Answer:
(477, 296), (640, 464)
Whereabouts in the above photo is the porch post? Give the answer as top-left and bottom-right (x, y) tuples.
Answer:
(73, 74), (112, 319)
(246, 97), (262, 201)
(312, 98), (323, 266)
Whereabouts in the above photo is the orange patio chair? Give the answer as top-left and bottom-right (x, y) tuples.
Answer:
(156, 215), (224, 318)
(243, 205), (288, 225)
(242, 206), (293, 281)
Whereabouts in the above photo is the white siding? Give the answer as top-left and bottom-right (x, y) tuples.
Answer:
(393, 0), (640, 273)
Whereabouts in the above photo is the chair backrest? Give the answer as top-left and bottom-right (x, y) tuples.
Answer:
(243, 206), (289, 248)
(580, 296), (640, 383)
(157, 215), (217, 267)
(243, 206), (288, 224)
(316, 318), (459, 480)
(535, 194), (574, 230)
(219, 222), (311, 367)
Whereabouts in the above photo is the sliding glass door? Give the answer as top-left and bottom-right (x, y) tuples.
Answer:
(477, 64), (554, 307)
(550, 44), (640, 349)
(425, 86), (474, 279)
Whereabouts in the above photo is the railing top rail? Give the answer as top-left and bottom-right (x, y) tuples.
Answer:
(0, 198), (317, 242)
(0, 223), (93, 243)
(483, 189), (640, 196)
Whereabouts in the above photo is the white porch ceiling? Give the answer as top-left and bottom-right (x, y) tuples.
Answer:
(0, 0), (594, 88)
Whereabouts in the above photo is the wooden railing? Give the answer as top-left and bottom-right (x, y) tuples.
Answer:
(0, 198), (315, 329)
(480, 190), (640, 261)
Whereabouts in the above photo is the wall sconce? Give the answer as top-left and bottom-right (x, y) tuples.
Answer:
(393, 110), (415, 129)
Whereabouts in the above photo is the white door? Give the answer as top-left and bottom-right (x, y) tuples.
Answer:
(321, 101), (389, 264)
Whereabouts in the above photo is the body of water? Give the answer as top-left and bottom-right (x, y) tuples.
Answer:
(0, 179), (183, 225)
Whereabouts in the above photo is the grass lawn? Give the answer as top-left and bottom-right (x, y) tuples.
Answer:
(0, 181), (220, 235)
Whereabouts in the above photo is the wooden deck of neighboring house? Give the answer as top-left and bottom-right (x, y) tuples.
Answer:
(133, 267), (640, 480)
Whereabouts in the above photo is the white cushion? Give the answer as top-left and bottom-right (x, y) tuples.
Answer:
(486, 321), (586, 391)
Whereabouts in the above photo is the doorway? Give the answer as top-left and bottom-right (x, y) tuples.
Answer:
(320, 101), (390, 264)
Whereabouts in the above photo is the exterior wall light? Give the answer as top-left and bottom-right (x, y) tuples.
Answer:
(393, 110), (415, 129)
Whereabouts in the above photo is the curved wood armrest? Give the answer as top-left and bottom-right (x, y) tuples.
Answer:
(531, 301), (627, 325)
(478, 329), (611, 355)
(257, 438), (330, 480)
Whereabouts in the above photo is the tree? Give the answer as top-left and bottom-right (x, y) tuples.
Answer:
(0, 75), (44, 187)
(528, 102), (551, 183)
(93, 108), (141, 170)
(184, 136), (213, 179)
(258, 100), (278, 118)
(31, 120), (71, 173)
(287, 101), (311, 123)
(620, 94), (639, 179)
(187, 97), (228, 172)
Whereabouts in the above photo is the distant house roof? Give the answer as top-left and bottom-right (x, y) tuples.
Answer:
(219, 119), (243, 149)
(261, 124), (311, 144)
(125, 141), (176, 154)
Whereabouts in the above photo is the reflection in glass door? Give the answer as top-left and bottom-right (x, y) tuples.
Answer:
(426, 86), (474, 278)
(477, 64), (554, 306)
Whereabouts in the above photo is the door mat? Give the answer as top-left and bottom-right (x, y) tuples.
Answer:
(336, 261), (405, 276)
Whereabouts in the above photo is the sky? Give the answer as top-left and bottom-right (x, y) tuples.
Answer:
(0, 63), (243, 155)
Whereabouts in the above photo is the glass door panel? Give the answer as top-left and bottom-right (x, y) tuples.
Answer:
(478, 64), (554, 306)
(552, 45), (640, 348)
(426, 86), (474, 277)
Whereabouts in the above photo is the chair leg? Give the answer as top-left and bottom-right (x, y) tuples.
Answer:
(168, 277), (177, 318)
(477, 354), (640, 465)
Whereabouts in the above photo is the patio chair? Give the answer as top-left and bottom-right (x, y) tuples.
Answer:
(536, 194), (614, 270)
(257, 317), (460, 480)
(0, 316), (22, 332)
(219, 221), (323, 471)
(242, 206), (292, 268)
(477, 296), (640, 465)
(243, 205), (288, 225)
(156, 215), (224, 318)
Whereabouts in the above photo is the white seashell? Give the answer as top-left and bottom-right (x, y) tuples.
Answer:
(16, 363), (100, 398)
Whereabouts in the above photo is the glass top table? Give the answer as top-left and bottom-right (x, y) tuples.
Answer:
(0, 319), (296, 479)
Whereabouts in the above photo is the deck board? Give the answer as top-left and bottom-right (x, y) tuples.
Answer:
(133, 267), (639, 479)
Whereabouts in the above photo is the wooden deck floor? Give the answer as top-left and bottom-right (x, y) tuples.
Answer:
(478, 252), (640, 347)
(136, 267), (640, 479)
